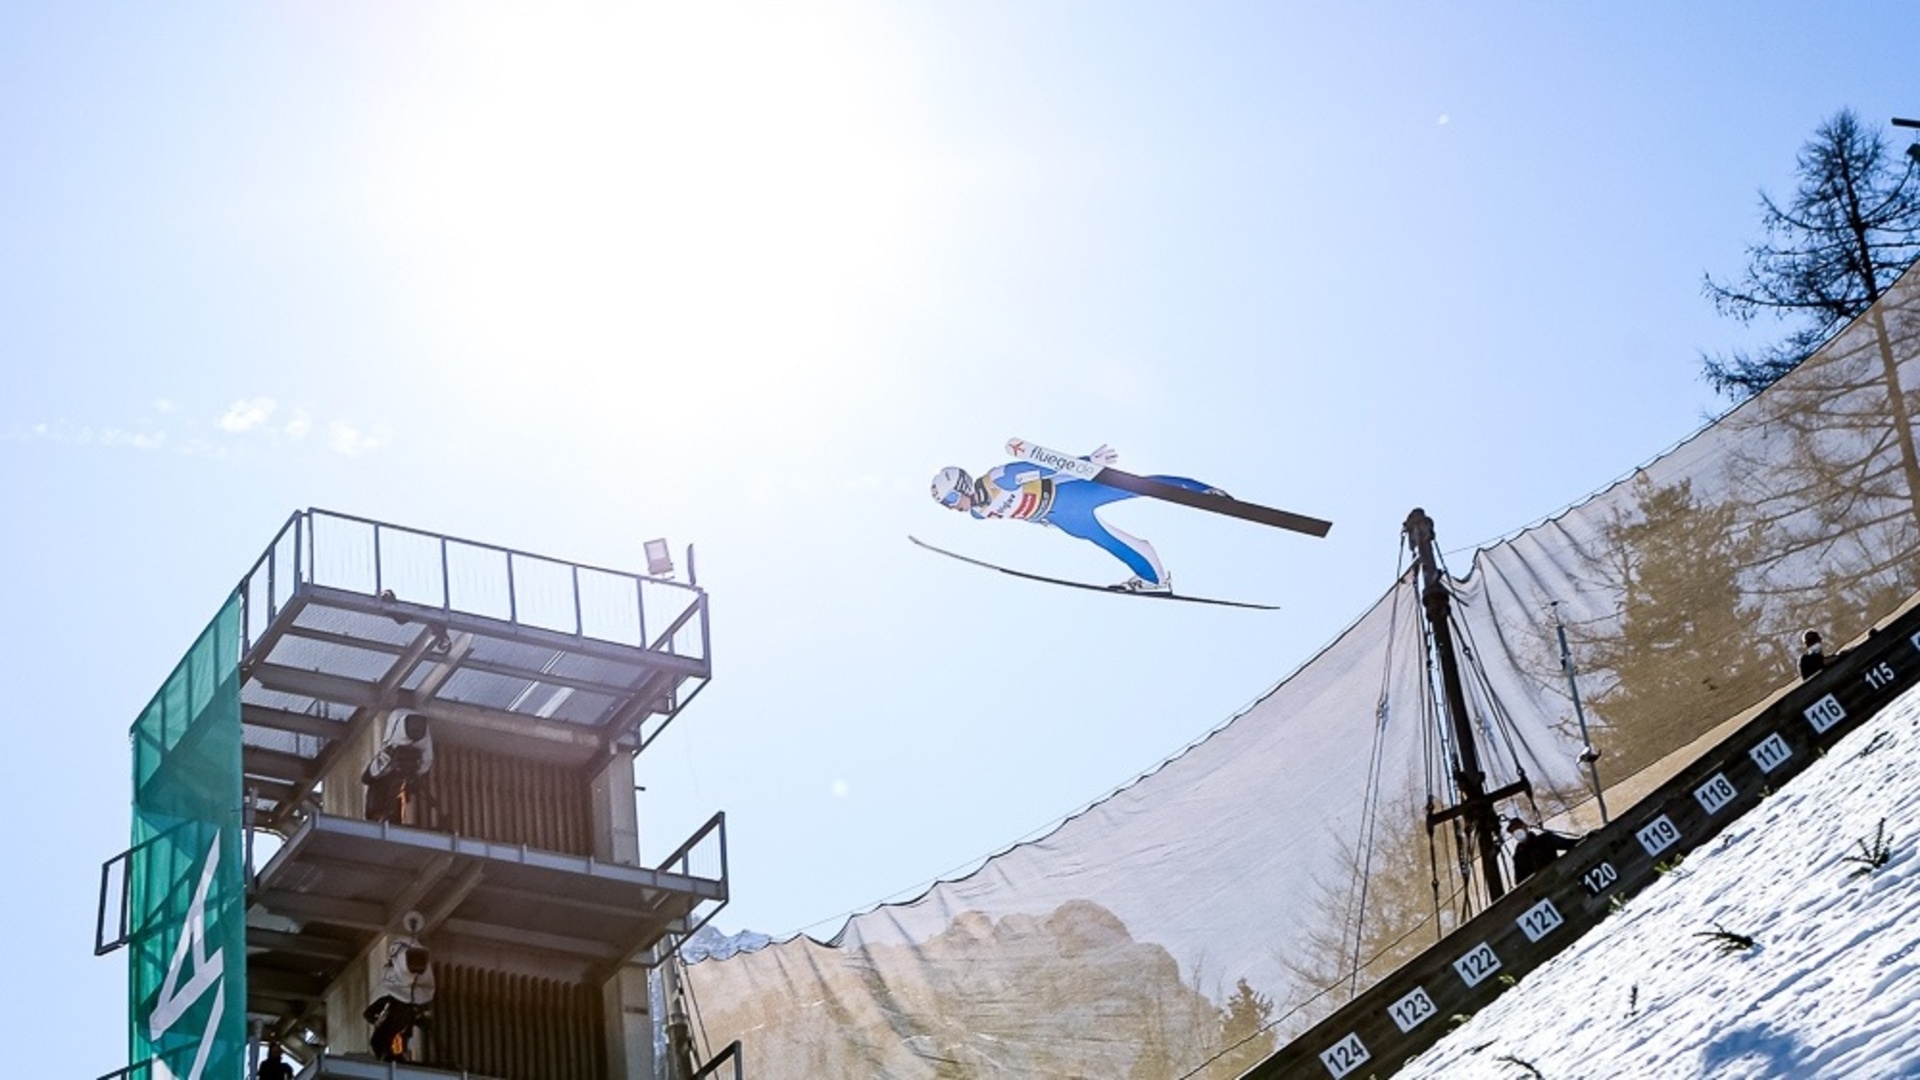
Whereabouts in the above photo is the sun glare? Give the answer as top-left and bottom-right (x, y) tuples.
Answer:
(375, 6), (924, 439)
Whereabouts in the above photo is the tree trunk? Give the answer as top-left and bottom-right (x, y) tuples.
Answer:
(1866, 305), (1920, 531)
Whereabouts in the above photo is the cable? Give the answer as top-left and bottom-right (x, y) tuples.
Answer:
(1344, 562), (1408, 996)
(1171, 879), (1471, 1080)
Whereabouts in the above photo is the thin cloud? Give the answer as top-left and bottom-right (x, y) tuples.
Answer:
(100, 428), (167, 450)
(19, 400), (379, 459)
(179, 437), (235, 460)
(219, 397), (278, 433)
(328, 420), (384, 457)
(12, 420), (165, 451)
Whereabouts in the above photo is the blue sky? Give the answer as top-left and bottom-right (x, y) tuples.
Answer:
(5, 4), (1919, 1073)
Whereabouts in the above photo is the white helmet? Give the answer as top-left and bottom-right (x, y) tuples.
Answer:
(930, 467), (975, 508)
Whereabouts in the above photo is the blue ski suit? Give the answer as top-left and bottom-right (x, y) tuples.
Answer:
(970, 460), (1213, 584)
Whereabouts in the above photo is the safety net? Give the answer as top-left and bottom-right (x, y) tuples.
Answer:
(128, 594), (246, 1080)
(682, 262), (1920, 1079)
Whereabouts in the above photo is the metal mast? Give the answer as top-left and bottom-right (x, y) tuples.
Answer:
(1405, 508), (1527, 905)
(1553, 601), (1610, 824)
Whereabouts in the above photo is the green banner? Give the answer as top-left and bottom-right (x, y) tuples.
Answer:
(127, 594), (245, 1080)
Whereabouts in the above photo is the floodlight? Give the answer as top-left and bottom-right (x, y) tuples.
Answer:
(644, 538), (675, 577)
(1893, 118), (1920, 166)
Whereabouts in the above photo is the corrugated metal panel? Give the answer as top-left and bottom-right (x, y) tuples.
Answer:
(294, 603), (420, 648)
(242, 685), (328, 716)
(434, 965), (607, 1080)
(435, 668), (537, 713)
(438, 744), (593, 856)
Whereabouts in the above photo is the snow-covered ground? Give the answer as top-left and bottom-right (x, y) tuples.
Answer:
(1397, 683), (1920, 1079)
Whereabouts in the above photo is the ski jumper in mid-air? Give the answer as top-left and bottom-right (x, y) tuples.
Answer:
(929, 445), (1222, 593)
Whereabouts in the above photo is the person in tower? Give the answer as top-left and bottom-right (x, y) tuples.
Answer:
(364, 931), (437, 1063)
(362, 710), (434, 826)
(929, 444), (1223, 593)
(257, 1039), (294, 1080)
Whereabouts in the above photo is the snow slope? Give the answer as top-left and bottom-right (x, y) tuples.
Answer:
(1396, 683), (1920, 1079)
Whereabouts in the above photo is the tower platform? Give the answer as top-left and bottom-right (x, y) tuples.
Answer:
(238, 508), (712, 825)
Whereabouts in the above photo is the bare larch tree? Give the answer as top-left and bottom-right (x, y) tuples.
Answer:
(1702, 109), (1920, 400)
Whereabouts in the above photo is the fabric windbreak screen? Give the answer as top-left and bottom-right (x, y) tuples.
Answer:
(685, 263), (1920, 1079)
(128, 594), (246, 1080)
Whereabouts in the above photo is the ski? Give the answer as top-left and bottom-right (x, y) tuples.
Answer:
(909, 536), (1280, 610)
(1005, 438), (1333, 538)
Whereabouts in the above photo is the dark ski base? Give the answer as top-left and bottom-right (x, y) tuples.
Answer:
(1090, 468), (1333, 538)
(909, 537), (1280, 610)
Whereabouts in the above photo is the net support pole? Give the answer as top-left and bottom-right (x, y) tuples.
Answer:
(1406, 508), (1510, 904)
(1553, 602), (1610, 824)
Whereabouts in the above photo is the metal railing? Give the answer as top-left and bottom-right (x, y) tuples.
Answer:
(238, 509), (708, 662)
(690, 1040), (745, 1080)
(95, 820), (204, 957)
(95, 846), (132, 956)
(654, 811), (730, 949)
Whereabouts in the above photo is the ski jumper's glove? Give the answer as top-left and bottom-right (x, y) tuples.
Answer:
(1087, 444), (1119, 466)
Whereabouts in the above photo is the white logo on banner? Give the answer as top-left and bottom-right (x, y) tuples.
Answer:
(148, 832), (225, 1080)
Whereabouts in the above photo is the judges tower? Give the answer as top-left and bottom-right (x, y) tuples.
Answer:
(97, 509), (730, 1079)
